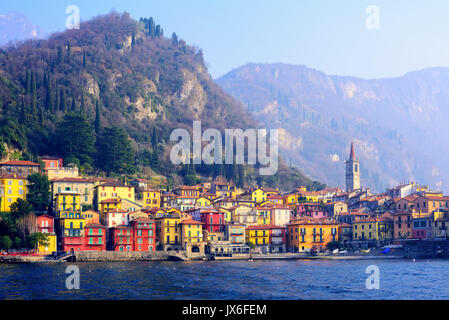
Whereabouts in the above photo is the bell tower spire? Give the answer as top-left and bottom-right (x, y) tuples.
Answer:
(345, 141), (360, 192)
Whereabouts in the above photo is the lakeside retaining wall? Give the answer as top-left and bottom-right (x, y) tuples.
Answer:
(74, 251), (176, 262)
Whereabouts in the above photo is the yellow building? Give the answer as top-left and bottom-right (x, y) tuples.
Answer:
(81, 210), (100, 224)
(94, 181), (135, 209)
(46, 164), (79, 180)
(54, 192), (81, 212)
(218, 207), (232, 222)
(195, 197), (212, 208)
(141, 188), (161, 209)
(37, 234), (57, 254)
(352, 213), (394, 242)
(282, 193), (297, 206)
(251, 188), (267, 203)
(180, 219), (204, 247)
(155, 215), (184, 250)
(100, 198), (122, 216)
(59, 213), (86, 235)
(0, 174), (27, 212)
(288, 219), (339, 252)
(246, 225), (270, 247)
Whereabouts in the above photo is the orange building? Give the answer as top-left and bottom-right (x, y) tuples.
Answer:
(287, 218), (338, 253)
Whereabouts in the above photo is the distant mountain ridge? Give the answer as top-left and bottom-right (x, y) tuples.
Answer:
(217, 63), (449, 192)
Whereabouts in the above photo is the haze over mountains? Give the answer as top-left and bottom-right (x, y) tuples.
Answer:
(217, 63), (449, 193)
(0, 12), (46, 47)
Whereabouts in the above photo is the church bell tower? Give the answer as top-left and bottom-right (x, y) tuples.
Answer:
(345, 142), (360, 192)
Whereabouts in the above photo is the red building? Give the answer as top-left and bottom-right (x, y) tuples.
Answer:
(130, 217), (156, 252)
(61, 235), (84, 253)
(84, 223), (106, 251)
(266, 225), (287, 253)
(191, 209), (225, 233)
(36, 214), (55, 234)
(39, 155), (63, 170)
(108, 225), (134, 251)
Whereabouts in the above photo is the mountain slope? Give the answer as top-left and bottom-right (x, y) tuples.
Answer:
(217, 63), (449, 192)
(0, 13), (321, 191)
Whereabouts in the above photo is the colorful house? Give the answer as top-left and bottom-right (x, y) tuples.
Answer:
(141, 188), (161, 209)
(254, 207), (271, 225)
(37, 234), (57, 255)
(37, 214), (55, 233)
(224, 221), (246, 245)
(81, 210), (100, 225)
(190, 209), (225, 233)
(180, 219), (204, 249)
(84, 223), (106, 251)
(270, 206), (292, 227)
(0, 160), (40, 178)
(100, 198), (122, 215)
(94, 181), (135, 210)
(104, 208), (129, 228)
(412, 214), (433, 239)
(393, 211), (413, 240)
(0, 174), (27, 212)
(352, 213), (393, 244)
(58, 211), (86, 253)
(287, 218), (339, 253)
(230, 204), (258, 227)
(246, 225), (287, 253)
(51, 177), (96, 208)
(54, 192), (81, 212)
(108, 226), (134, 251)
(155, 215), (184, 251)
(195, 196), (212, 208)
(130, 217), (156, 252)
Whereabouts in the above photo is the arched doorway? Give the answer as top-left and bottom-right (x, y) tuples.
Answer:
(192, 246), (200, 253)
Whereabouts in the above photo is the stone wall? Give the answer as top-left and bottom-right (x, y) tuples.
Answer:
(74, 251), (172, 262)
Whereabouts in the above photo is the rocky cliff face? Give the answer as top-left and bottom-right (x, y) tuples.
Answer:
(217, 63), (449, 192)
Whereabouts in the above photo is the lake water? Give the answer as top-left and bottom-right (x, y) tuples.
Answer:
(0, 259), (447, 300)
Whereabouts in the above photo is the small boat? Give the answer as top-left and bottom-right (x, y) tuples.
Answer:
(361, 249), (371, 254)
(332, 249), (339, 254)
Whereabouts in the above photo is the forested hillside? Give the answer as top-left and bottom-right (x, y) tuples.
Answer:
(0, 13), (323, 191)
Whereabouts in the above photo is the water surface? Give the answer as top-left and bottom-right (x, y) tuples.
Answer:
(0, 259), (446, 299)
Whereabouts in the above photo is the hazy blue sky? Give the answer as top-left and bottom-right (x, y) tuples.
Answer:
(1, 0), (449, 79)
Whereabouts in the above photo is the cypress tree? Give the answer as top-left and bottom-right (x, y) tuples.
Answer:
(45, 72), (53, 111)
(80, 94), (85, 116)
(55, 85), (60, 114)
(57, 46), (64, 65)
(25, 69), (31, 95)
(60, 87), (67, 112)
(94, 99), (101, 134)
(19, 99), (26, 125)
(39, 105), (44, 126)
(31, 71), (37, 95)
(71, 95), (76, 112)
(82, 51), (87, 68)
(171, 33), (178, 46)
